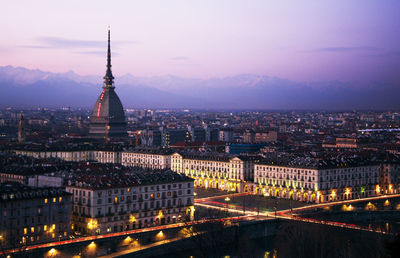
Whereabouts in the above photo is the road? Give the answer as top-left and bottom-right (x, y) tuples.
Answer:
(3, 214), (255, 255)
(6, 193), (399, 255)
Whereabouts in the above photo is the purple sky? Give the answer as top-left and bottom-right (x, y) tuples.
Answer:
(2, 1), (400, 83)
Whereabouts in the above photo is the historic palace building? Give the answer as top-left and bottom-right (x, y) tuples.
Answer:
(89, 29), (127, 139)
(121, 148), (174, 169)
(171, 152), (256, 193)
(252, 157), (398, 203)
(12, 147), (400, 205)
(65, 169), (194, 235)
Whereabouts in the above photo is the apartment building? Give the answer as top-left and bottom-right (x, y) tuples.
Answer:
(65, 169), (194, 236)
(121, 148), (174, 169)
(0, 183), (72, 249)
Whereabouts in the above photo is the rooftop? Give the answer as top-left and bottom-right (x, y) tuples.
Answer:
(64, 168), (193, 190)
(0, 183), (70, 202)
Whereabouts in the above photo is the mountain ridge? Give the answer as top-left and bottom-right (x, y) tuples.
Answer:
(0, 65), (399, 110)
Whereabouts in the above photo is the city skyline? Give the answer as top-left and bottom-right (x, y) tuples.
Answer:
(1, 1), (400, 84)
(1, 2), (400, 257)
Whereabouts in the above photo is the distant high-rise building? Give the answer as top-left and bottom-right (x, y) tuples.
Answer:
(89, 29), (127, 139)
(162, 128), (191, 147)
(17, 113), (26, 143)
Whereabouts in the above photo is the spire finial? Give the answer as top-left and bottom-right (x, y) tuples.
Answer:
(104, 27), (114, 88)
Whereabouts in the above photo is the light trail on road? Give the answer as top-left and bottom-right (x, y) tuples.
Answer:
(196, 194), (400, 234)
(6, 194), (399, 255)
(4, 215), (255, 255)
(195, 192), (250, 203)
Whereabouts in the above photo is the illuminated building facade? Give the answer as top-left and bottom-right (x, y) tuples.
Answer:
(121, 149), (173, 169)
(379, 163), (400, 195)
(89, 29), (127, 139)
(66, 170), (194, 236)
(0, 184), (71, 249)
(171, 152), (255, 192)
(14, 149), (96, 162)
(14, 149), (121, 164)
(96, 150), (121, 164)
(253, 159), (389, 203)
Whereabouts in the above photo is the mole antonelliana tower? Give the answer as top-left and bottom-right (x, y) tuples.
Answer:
(89, 29), (127, 139)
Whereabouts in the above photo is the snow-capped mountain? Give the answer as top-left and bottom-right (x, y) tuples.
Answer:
(0, 65), (398, 110)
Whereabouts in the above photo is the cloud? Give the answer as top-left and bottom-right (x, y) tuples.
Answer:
(175, 63), (200, 67)
(312, 47), (379, 52)
(75, 50), (119, 56)
(20, 36), (140, 49)
(171, 56), (191, 61)
(19, 45), (51, 49)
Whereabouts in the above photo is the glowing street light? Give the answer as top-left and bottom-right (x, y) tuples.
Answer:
(155, 231), (165, 241)
(88, 241), (96, 250)
(87, 219), (98, 230)
(123, 236), (132, 245)
(129, 214), (136, 223)
(47, 248), (58, 257)
(225, 197), (230, 215)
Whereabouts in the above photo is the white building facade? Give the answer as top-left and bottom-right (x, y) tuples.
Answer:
(171, 153), (254, 193)
(253, 161), (381, 203)
(66, 173), (194, 236)
(121, 150), (172, 169)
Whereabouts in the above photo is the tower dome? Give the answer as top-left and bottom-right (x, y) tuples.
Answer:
(89, 29), (127, 139)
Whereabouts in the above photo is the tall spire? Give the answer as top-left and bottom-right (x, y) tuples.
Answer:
(103, 27), (115, 88)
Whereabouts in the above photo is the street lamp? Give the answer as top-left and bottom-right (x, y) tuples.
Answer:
(87, 219), (98, 235)
(225, 197), (230, 216)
